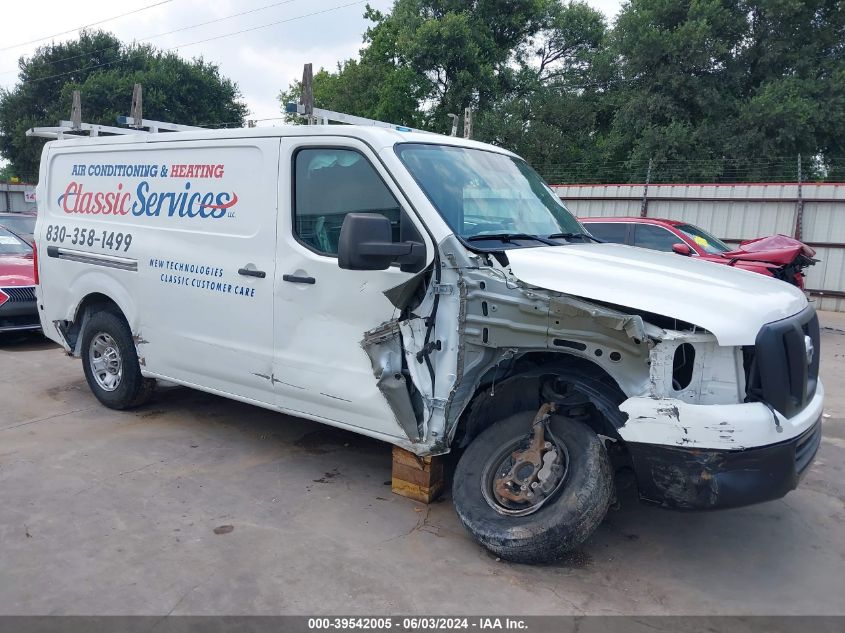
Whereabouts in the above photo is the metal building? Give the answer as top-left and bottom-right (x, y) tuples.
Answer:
(0, 182), (37, 213)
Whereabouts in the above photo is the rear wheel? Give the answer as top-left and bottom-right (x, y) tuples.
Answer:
(452, 410), (612, 563)
(81, 311), (154, 409)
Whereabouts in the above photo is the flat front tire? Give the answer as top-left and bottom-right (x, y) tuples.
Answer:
(81, 311), (154, 410)
(452, 412), (613, 563)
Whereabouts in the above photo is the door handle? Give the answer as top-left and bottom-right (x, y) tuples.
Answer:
(283, 274), (316, 284)
(238, 268), (266, 278)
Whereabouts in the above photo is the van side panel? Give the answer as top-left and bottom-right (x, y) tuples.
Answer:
(40, 138), (280, 405)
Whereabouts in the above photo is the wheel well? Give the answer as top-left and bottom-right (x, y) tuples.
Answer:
(454, 352), (629, 450)
(61, 293), (124, 355)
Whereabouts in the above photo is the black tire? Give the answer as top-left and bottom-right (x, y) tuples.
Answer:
(452, 411), (612, 564)
(81, 310), (154, 410)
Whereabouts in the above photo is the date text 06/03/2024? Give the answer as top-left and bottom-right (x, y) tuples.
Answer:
(306, 618), (529, 630)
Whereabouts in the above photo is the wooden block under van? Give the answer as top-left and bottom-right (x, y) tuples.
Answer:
(391, 445), (444, 503)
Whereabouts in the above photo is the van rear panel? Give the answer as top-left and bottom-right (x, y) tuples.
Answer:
(38, 138), (281, 403)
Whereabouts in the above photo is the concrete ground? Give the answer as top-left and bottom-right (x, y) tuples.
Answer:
(1, 314), (844, 616)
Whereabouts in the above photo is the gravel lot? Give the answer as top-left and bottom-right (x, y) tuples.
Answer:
(1, 312), (844, 615)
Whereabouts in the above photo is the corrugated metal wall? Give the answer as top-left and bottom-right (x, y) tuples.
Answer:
(0, 183), (38, 213)
(552, 183), (845, 312)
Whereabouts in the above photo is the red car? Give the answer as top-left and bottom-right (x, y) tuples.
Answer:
(581, 217), (817, 289)
(0, 212), (37, 245)
(0, 225), (39, 334)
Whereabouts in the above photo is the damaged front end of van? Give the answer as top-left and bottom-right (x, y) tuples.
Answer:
(360, 226), (823, 562)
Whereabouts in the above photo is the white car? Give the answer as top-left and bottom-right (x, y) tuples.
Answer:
(34, 126), (823, 563)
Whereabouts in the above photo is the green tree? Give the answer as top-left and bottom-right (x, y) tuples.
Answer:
(603, 0), (845, 182)
(475, 1), (609, 171)
(280, 1), (555, 133)
(279, 0), (845, 183)
(0, 31), (248, 178)
(379, 0), (550, 123)
(729, 0), (845, 180)
(0, 162), (17, 182)
(278, 61), (426, 128)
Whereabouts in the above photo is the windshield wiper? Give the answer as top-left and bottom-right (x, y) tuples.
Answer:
(465, 233), (561, 246)
(546, 232), (603, 243)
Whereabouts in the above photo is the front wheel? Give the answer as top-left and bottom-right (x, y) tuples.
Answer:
(81, 310), (155, 410)
(452, 411), (613, 563)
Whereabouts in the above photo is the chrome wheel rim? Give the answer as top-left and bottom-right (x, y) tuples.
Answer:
(89, 333), (123, 392)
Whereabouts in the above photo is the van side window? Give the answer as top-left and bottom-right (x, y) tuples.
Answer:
(294, 148), (401, 255)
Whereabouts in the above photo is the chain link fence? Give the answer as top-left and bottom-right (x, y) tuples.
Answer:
(5, 155), (845, 188)
(539, 156), (845, 185)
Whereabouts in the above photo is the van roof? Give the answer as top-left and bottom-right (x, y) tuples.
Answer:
(45, 124), (518, 157)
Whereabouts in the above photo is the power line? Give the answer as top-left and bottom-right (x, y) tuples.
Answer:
(166, 0), (363, 49)
(0, 0), (302, 76)
(8, 154), (845, 183)
(136, 0), (301, 46)
(5, 9), (839, 95)
(15, 1), (365, 87)
(0, 0), (175, 52)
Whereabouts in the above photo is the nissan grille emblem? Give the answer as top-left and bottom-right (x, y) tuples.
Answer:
(805, 335), (815, 366)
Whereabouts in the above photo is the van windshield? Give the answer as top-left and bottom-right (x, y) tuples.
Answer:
(396, 143), (584, 245)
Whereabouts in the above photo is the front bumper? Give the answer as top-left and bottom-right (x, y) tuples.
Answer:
(627, 416), (822, 509)
(618, 380), (824, 509)
(0, 293), (40, 333)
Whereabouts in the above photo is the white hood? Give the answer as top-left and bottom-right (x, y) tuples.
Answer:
(506, 243), (808, 346)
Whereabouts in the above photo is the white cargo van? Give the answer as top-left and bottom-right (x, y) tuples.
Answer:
(34, 126), (823, 562)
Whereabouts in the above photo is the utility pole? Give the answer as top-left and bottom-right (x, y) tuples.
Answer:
(463, 107), (473, 139)
(640, 158), (653, 218)
(70, 91), (82, 130)
(130, 84), (143, 129)
(300, 63), (315, 125)
(794, 154), (804, 241)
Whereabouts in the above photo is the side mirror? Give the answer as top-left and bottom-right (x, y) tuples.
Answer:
(672, 243), (693, 256)
(338, 213), (426, 271)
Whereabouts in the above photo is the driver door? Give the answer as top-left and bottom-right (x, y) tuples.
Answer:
(272, 137), (433, 439)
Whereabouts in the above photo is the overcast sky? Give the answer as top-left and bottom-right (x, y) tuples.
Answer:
(1, 0), (624, 127)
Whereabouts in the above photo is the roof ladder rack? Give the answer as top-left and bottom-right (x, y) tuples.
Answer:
(284, 102), (431, 135)
(114, 116), (205, 133)
(26, 85), (206, 140)
(284, 63), (434, 135)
